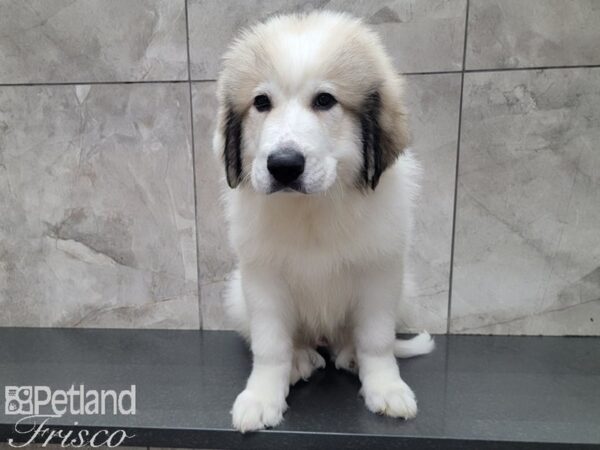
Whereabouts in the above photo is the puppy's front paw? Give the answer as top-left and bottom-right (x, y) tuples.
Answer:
(360, 379), (417, 419)
(231, 389), (287, 432)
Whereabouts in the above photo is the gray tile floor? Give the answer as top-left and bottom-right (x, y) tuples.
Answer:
(2, 329), (599, 448)
(0, 0), (598, 335)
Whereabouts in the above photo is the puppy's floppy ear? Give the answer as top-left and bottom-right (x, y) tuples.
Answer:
(359, 89), (409, 189)
(218, 103), (243, 189)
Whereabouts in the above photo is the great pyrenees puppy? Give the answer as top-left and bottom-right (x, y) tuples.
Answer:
(213, 11), (434, 432)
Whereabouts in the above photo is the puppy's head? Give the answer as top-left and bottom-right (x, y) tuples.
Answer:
(214, 11), (409, 195)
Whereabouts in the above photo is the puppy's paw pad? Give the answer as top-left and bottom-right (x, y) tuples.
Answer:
(361, 381), (417, 419)
(231, 389), (286, 432)
(290, 347), (325, 385)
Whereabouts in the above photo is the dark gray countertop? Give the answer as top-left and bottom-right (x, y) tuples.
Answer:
(0, 328), (599, 449)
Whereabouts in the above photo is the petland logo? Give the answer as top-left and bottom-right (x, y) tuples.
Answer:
(5, 385), (136, 416)
(5, 385), (136, 447)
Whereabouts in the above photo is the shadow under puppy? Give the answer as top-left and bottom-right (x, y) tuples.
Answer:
(212, 10), (434, 432)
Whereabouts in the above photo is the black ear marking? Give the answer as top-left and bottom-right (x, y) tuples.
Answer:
(223, 104), (243, 188)
(360, 91), (383, 189)
(359, 90), (405, 190)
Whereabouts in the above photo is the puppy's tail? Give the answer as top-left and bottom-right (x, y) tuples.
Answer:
(394, 332), (435, 358)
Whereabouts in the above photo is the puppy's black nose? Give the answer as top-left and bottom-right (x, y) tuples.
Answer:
(267, 149), (305, 185)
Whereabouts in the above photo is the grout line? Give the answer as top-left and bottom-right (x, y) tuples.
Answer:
(447, 0), (470, 335)
(184, 0), (203, 330)
(3, 63), (599, 89)
(0, 80), (189, 87)
(402, 70), (462, 76)
(464, 63), (600, 73)
(462, 0), (470, 70)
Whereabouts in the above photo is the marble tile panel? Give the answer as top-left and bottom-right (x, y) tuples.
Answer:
(0, 83), (199, 328)
(401, 74), (461, 333)
(451, 68), (600, 335)
(466, 0), (600, 69)
(192, 81), (237, 330)
(0, 0), (188, 83)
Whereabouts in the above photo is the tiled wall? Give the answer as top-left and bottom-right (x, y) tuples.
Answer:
(0, 0), (598, 335)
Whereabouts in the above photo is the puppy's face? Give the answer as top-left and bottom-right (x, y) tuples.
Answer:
(214, 12), (409, 195)
(244, 79), (358, 194)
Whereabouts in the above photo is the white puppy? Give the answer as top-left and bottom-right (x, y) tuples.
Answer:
(213, 11), (434, 433)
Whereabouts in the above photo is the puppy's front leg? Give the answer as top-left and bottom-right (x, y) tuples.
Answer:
(231, 265), (293, 433)
(354, 266), (418, 419)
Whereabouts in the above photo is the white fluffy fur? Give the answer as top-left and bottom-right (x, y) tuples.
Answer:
(213, 11), (434, 432)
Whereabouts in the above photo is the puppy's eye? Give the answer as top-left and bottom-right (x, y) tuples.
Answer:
(253, 94), (271, 112)
(313, 92), (337, 110)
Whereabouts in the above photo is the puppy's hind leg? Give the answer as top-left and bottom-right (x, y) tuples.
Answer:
(393, 271), (435, 358)
(394, 332), (435, 358)
(332, 332), (434, 375)
(331, 343), (358, 374)
(289, 347), (326, 385)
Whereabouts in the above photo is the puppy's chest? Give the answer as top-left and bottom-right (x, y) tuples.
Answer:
(257, 213), (373, 264)
(285, 263), (358, 334)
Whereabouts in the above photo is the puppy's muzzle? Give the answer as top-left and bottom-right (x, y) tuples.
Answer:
(267, 148), (305, 186)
